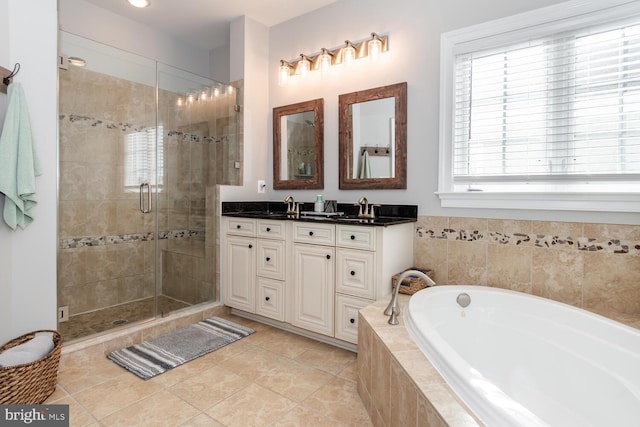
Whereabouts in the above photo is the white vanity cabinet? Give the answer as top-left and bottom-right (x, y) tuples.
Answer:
(223, 214), (414, 348)
(223, 217), (286, 321)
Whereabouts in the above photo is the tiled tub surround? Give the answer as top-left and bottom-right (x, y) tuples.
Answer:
(414, 216), (640, 328)
(358, 296), (481, 427)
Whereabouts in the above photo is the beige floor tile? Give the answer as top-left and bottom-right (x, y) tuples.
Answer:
(58, 357), (128, 394)
(302, 377), (372, 426)
(294, 341), (356, 375)
(47, 395), (97, 427)
(169, 365), (251, 410)
(100, 390), (199, 427)
(252, 354), (334, 402)
(206, 383), (297, 427)
(217, 345), (285, 379)
(337, 360), (358, 383)
(44, 385), (69, 403)
(273, 405), (348, 427)
(72, 371), (164, 420)
(179, 413), (224, 427)
(250, 327), (319, 358)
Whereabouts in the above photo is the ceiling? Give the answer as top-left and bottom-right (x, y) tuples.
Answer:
(83, 0), (339, 51)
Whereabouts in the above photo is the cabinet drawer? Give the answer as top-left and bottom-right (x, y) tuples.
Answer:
(335, 294), (370, 344)
(256, 239), (285, 280)
(257, 220), (285, 239)
(293, 222), (335, 246)
(256, 277), (285, 321)
(336, 225), (376, 251)
(225, 218), (257, 236)
(336, 248), (376, 299)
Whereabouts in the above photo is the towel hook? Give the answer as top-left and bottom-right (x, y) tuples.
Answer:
(2, 63), (20, 86)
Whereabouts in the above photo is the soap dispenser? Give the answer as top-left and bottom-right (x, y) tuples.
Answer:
(314, 195), (324, 213)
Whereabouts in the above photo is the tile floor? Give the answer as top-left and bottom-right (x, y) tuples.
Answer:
(46, 314), (372, 427)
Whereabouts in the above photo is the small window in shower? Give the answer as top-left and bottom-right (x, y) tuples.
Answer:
(124, 126), (164, 191)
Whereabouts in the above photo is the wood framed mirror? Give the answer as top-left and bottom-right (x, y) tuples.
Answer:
(338, 82), (407, 189)
(273, 98), (324, 190)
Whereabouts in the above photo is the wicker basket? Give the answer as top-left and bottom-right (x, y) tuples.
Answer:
(391, 267), (435, 295)
(0, 330), (63, 404)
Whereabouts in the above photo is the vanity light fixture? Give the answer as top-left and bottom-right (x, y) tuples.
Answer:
(128, 0), (150, 8)
(277, 31), (388, 86)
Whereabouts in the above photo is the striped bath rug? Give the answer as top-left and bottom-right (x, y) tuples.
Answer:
(107, 316), (254, 380)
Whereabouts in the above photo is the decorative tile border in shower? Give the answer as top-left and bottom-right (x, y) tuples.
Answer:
(60, 114), (230, 144)
(60, 229), (205, 249)
(416, 225), (640, 255)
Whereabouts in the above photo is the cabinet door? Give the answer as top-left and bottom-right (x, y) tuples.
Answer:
(335, 294), (370, 344)
(292, 243), (335, 336)
(224, 235), (256, 312)
(256, 277), (285, 321)
(256, 239), (285, 280)
(336, 248), (376, 299)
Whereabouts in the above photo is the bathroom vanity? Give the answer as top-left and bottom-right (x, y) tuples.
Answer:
(222, 202), (416, 349)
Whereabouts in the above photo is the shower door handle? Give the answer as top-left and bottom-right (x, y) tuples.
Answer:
(139, 183), (151, 214)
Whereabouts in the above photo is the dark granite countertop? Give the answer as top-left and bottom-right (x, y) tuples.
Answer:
(222, 201), (417, 227)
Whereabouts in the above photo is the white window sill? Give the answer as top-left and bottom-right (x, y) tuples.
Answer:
(436, 192), (640, 213)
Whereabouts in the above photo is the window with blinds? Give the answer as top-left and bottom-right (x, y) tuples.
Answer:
(124, 126), (163, 190)
(452, 17), (640, 192)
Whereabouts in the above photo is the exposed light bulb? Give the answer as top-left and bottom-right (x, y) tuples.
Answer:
(200, 88), (209, 101)
(343, 41), (356, 67)
(368, 33), (383, 62)
(213, 86), (220, 97)
(319, 49), (332, 75)
(176, 96), (184, 107)
(278, 61), (291, 86)
(187, 92), (195, 104)
(297, 55), (310, 79)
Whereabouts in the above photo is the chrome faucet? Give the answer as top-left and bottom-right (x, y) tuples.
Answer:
(356, 196), (379, 219)
(284, 195), (299, 216)
(384, 269), (437, 325)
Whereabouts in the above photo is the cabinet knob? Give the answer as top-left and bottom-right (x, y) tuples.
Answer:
(326, 254), (331, 260)
(350, 270), (356, 276)
(266, 227), (271, 232)
(309, 231), (314, 236)
(248, 244), (253, 249)
(266, 257), (271, 262)
(236, 224), (241, 229)
(350, 235), (356, 240)
(350, 318), (355, 324)
(265, 296), (270, 301)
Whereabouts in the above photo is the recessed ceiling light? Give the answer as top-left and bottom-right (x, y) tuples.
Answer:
(128, 0), (150, 8)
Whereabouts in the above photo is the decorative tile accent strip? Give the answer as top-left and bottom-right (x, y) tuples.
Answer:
(60, 230), (205, 249)
(416, 226), (639, 255)
(61, 114), (228, 143)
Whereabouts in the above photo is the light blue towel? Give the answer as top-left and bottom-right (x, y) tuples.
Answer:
(0, 83), (41, 230)
(359, 150), (372, 179)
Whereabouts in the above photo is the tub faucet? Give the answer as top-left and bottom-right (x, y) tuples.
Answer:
(385, 269), (437, 325)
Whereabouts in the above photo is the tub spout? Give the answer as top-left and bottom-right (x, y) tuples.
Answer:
(385, 269), (436, 325)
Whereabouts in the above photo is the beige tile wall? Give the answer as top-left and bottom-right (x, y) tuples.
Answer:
(414, 216), (640, 326)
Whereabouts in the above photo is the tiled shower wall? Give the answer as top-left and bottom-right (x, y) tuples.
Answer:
(413, 216), (640, 327)
(58, 65), (242, 318)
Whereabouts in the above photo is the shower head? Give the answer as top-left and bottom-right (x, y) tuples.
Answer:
(304, 120), (314, 127)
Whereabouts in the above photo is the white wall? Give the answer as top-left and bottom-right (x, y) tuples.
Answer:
(220, 16), (270, 202)
(0, 0), (58, 344)
(265, 0), (638, 225)
(58, 0), (211, 78)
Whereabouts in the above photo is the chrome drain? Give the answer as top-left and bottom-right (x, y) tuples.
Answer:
(112, 319), (128, 325)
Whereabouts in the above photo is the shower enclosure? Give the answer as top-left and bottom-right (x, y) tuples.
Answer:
(57, 32), (241, 341)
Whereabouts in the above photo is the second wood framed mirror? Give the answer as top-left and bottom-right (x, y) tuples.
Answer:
(273, 98), (324, 190)
(338, 82), (407, 189)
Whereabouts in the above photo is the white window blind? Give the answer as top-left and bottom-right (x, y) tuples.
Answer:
(124, 126), (163, 189)
(453, 18), (640, 192)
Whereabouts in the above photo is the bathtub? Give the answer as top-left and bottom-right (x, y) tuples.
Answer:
(405, 285), (640, 427)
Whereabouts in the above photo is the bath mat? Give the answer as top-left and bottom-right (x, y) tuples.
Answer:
(107, 316), (254, 380)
